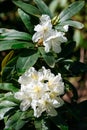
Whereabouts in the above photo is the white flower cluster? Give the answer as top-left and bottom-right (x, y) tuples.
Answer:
(14, 67), (64, 118)
(32, 15), (67, 53)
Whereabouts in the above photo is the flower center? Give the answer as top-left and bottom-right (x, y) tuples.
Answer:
(34, 86), (41, 93)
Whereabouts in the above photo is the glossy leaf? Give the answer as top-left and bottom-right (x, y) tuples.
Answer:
(0, 40), (34, 51)
(0, 83), (19, 92)
(55, 20), (84, 30)
(34, 0), (52, 18)
(0, 107), (13, 120)
(18, 9), (34, 34)
(39, 47), (55, 68)
(59, 1), (85, 22)
(0, 100), (17, 109)
(5, 111), (26, 130)
(0, 29), (32, 41)
(16, 49), (40, 73)
(13, 0), (41, 17)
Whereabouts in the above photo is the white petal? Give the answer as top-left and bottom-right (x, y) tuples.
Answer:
(46, 104), (57, 116)
(20, 100), (31, 111)
(34, 24), (42, 32)
(32, 32), (43, 42)
(63, 25), (68, 32)
(52, 43), (61, 53)
(40, 15), (51, 23)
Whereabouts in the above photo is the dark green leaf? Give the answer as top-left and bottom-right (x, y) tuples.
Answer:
(16, 49), (40, 73)
(13, 0), (41, 17)
(34, 118), (50, 130)
(0, 100), (17, 109)
(39, 47), (55, 68)
(0, 40), (34, 51)
(0, 83), (19, 92)
(34, 0), (52, 18)
(41, 119), (51, 130)
(5, 111), (26, 130)
(0, 108), (13, 120)
(59, 1), (85, 22)
(0, 29), (32, 41)
(55, 20), (84, 30)
(21, 110), (34, 120)
(58, 125), (68, 130)
(34, 120), (42, 130)
(64, 79), (78, 101)
(18, 9), (34, 34)
(1, 57), (18, 82)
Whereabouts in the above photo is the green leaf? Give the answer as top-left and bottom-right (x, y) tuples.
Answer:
(0, 100), (17, 109)
(34, 0), (52, 18)
(5, 111), (26, 130)
(57, 20), (84, 29)
(1, 50), (14, 72)
(58, 125), (68, 130)
(34, 118), (50, 130)
(64, 79), (78, 101)
(13, 0), (41, 17)
(1, 57), (18, 82)
(34, 120), (42, 130)
(41, 119), (50, 130)
(21, 110), (34, 120)
(0, 83), (19, 92)
(0, 29), (32, 41)
(39, 47), (55, 68)
(0, 40), (34, 51)
(59, 1), (85, 22)
(16, 49), (40, 73)
(18, 9), (34, 34)
(0, 108), (13, 120)
(4, 95), (20, 105)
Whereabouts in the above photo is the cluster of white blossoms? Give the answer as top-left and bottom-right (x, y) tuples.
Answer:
(32, 15), (67, 53)
(14, 67), (64, 118)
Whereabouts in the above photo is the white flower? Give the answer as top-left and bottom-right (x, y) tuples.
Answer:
(32, 14), (67, 53)
(43, 30), (67, 53)
(63, 25), (68, 32)
(32, 15), (52, 42)
(14, 67), (64, 117)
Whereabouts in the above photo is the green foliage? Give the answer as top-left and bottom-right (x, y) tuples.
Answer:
(16, 49), (40, 73)
(34, 0), (52, 18)
(0, 0), (85, 130)
(18, 9), (34, 34)
(12, 0), (41, 17)
(39, 47), (55, 68)
(59, 1), (85, 22)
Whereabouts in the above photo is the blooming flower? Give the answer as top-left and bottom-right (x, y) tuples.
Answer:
(43, 30), (67, 53)
(32, 15), (52, 43)
(32, 14), (67, 53)
(14, 67), (64, 118)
